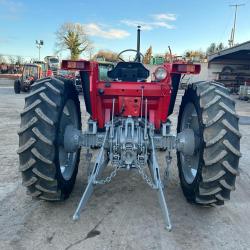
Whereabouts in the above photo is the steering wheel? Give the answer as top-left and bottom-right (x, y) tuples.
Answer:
(117, 49), (144, 62)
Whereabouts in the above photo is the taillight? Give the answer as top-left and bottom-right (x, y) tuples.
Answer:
(172, 63), (200, 74)
(47, 69), (53, 76)
(178, 64), (195, 73)
(61, 60), (85, 70)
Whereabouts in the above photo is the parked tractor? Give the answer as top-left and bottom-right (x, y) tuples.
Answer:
(17, 27), (241, 230)
(14, 63), (43, 93)
(44, 56), (60, 75)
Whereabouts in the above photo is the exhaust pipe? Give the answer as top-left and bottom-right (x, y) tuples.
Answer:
(136, 26), (141, 62)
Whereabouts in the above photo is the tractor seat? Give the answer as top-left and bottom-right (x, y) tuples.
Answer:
(107, 62), (150, 82)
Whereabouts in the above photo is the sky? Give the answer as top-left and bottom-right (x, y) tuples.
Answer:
(1, 0), (250, 60)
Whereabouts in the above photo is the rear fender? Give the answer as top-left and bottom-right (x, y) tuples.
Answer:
(168, 62), (201, 116)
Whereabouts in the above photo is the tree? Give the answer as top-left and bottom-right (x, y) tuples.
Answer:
(164, 52), (172, 62)
(86, 44), (95, 60)
(185, 50), (206, 61)
(206, 42), (226, 55)
(217, 42), (225, 51)
(8, 55), (16, 65)
(56, 22), (91, 60)
(93, 50), (119, 62)
(143, 46), (152, 64)
(206, 43), (216, 55)
(164, 51), (179, 62)
(0, 54), (6, 64)
(16, 56), (24, 65)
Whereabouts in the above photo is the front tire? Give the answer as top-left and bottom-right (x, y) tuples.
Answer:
(18, 77), (81, 200)
(177, 81), (241, 205)
(14, 80), (21, 94)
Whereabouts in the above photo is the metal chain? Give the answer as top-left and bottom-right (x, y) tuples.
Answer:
(95, 162), (155, 188)
(137, 164), (155, 189)
(163, 153), (171, 187)
(95, 163), (121, 185)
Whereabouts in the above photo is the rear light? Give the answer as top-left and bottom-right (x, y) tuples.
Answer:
(178, 64), (195, 72)
(154, 67), (168, 81)
(47, 69), (53, 76)
(61, 60), (85, 70)
(172, 63), (200, 74)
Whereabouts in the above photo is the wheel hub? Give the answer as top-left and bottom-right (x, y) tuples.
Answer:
(177, 128), (196, 155)
(59, 99), (79, 180)
(63, 125), (81, 153)
(177, 102), (201, 184)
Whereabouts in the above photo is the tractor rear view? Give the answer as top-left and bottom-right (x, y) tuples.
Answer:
(17, 27), (241, 230)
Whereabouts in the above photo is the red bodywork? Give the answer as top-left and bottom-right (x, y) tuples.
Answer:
(61, 60), (200, 130)
(46, 69), (53, 77)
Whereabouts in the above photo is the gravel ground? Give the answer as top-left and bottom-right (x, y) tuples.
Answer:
(0, 81), (250, 250)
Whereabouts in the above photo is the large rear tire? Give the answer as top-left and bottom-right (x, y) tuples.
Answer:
(177, 81), (241, 205)
(18, 77), (81, 200)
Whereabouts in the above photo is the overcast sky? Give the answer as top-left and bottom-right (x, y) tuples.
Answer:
(1, 0), (250, 60)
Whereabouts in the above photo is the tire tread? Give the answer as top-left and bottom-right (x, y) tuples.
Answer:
(18, 77), (81, 200)
(177, 81), (241, 206)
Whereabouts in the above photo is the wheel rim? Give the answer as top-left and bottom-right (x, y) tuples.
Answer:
(180, 102), (200, 184)
(59, 99), (79, 180)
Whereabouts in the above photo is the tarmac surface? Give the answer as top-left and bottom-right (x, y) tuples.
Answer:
(0, 80), (250, 250)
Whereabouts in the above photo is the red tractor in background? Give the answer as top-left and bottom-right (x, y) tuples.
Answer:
(14, 62), (54, 94)
(17, 27), (241, 230)
(14, 63), (43, 93)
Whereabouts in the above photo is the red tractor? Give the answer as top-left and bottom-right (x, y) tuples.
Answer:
(14, 63), (43, 93)
(18, 27), (241, 230)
